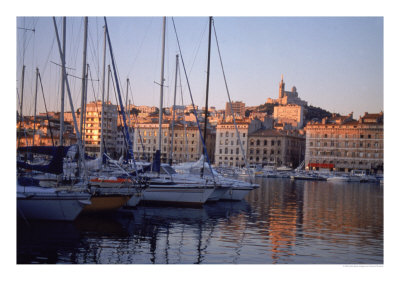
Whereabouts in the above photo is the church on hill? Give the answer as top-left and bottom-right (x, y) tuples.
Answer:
(266, 75), (308, 106)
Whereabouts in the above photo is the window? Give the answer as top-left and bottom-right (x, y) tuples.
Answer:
(264, 140), (267, 146)
(271, 141), (275, 146)
(256, 140), (260, 146)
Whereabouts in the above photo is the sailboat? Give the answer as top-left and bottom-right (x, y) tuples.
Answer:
(82, 17), (147, 211)
(127, 17), (215, 207)
(16, 18), (93, 221)
(17, 146), (92, 221)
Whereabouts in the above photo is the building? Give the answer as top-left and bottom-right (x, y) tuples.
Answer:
(247, 129), (305, 168)
(131, 121), (215, 163)
(273, 104), (304, 129)
(267, 75), (307, 106)
(215, 118), (262, 167)
(17, 115), (77, 148)
(304, 112), (383, 173)
(225, 101), (246, 118)
(78, 100), (118, 157)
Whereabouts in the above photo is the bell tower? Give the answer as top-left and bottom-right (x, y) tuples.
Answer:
(279, 74), (285, 98)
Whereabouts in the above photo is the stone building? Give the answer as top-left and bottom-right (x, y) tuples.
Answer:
(273, 104), (304, 129)
(225, 101), (246, 118)
(131, 121), (215, 163)
(215, 119), (262, 167)
(247, 129), (305, 168)
(304, 112), (383, 173)
(17, 115), (77, 148)
(78, 100), (118, 157)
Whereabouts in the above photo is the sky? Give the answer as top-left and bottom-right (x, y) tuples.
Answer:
(16, 16), (383, 120)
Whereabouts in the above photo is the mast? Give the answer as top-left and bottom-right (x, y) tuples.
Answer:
(104, 17), (138, 174)
(83, 63), (89, 151)
(157, 16), (166, 155)
(52, 17), (87, 181)
(106, 64), (111, 153)
(18, 65), (26, 147)
(100, 25), (107, 159)
(32, 68), (39, 147)
(169, 54), (179, 165)
(60, 17), (66, 146)
(79, 17), (88, 150)
(201, 16), (212, 177)
(126, 78), (130, 155)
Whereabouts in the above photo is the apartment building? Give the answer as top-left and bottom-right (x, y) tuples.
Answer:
(130, 121), (215, 163)
(304, 112), (384, 173)
(247, 129), (305, 168)
(215, 118), (262, 167)
(78, 100), (118, 157)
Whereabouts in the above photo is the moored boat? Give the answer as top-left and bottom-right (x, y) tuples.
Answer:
(17, 182), (91, 221)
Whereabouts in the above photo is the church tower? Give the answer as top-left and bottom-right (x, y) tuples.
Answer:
(279, 74), (285, 98)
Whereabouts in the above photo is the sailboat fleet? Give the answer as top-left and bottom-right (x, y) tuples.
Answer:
(16, 16), (260, 221)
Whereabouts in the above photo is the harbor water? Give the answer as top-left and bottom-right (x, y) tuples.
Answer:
(17, 177), (383, 264)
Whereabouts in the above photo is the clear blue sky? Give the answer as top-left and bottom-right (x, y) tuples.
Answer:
(16, 16), (383, 119)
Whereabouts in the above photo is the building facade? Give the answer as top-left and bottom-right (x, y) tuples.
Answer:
(79, 100), (118, 157)
(17, 115), (77, 148)
(247, 129), (305, 168)
(131, 121), (215, 163)
(215, 119), (262, 167)
(225, 101), (246, 118)
(273, 104), (304, 128)
(304, 112), (384, 173)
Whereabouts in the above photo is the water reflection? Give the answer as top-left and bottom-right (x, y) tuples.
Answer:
(17, 178), (383, 264)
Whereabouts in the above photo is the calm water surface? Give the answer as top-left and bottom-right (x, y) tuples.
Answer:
(17, 178), (383, 264)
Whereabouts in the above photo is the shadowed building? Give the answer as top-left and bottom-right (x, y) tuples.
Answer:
(247, 128), (305, 168)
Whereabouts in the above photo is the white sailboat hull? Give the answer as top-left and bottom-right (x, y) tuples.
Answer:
(17, 186), (91, 221)
(142, 185), (215, 206)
